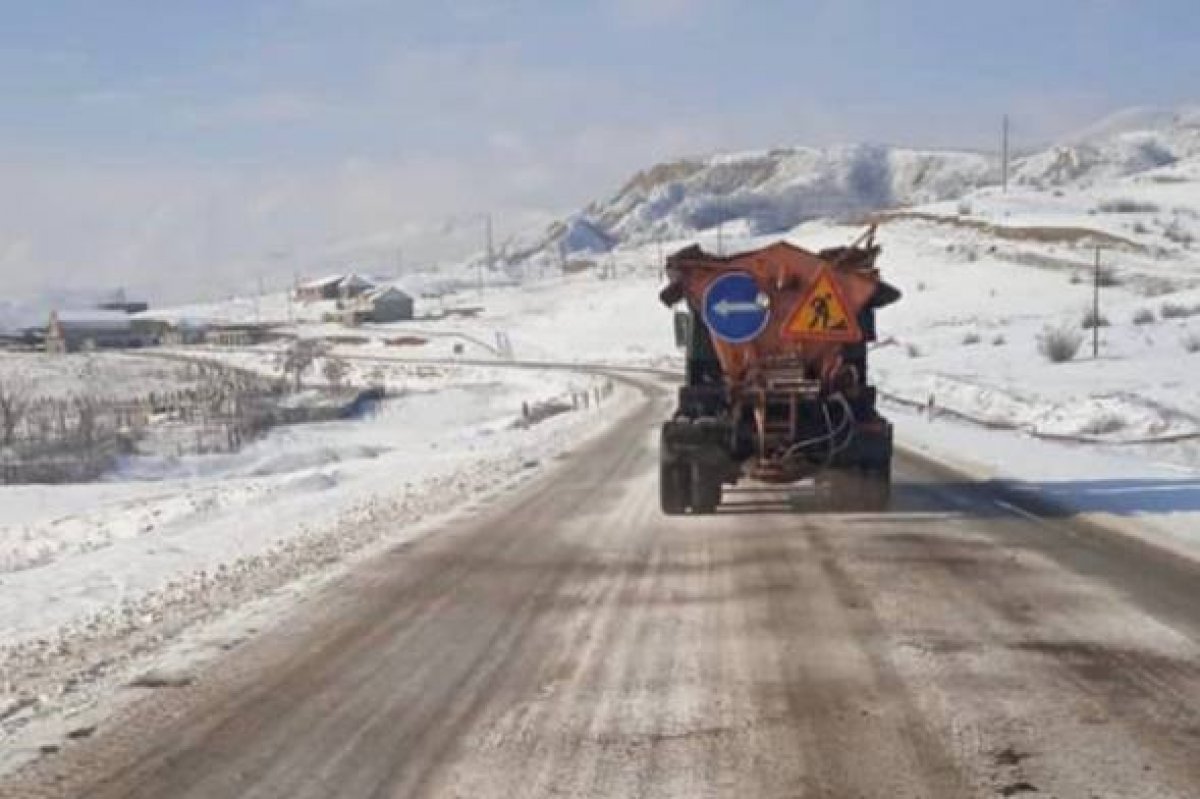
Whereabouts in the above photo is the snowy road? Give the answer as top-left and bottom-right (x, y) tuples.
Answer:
(5, 372), (1200, 798)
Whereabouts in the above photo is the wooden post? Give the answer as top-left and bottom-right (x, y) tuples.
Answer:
(1093, 246), (1101, 359)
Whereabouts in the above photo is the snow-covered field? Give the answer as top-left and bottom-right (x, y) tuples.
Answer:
(0, 356), (628, 768)
(0, 351), (209, 401)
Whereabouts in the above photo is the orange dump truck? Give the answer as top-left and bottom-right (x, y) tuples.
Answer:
(657, 227), (901, 514)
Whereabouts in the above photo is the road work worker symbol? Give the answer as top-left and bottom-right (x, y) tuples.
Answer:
(784, 268), (862, 342)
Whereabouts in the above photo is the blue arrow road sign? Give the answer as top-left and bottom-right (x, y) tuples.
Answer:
(702, 272), (769, 344)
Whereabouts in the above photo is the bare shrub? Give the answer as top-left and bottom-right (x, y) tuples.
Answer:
(1165, 221), (1195, 246)
(1038, 326), (1083, 363)
(322, 356), (350, 388)
(1069, 272), (1082, 285)
(1081, 309), (1110, 329)
(72, 395), (100, 449)
(0, 378), (30, 447)
(905, 343), (923, 358)
(1161, 302), (1200, 319)
(1097, 198), (1160, 213)
(961, 331), (982, 346)
(1183, 332), (1200, 353)
(992, 334), (1006, 346)
(1080, 413), (1127, 435)
(277, 339), (329, 391)
(366, 366), (388, 389)
(1132, 308), (1156, 325)
(1140, 276), (1176, 297)
(1095, 266), (1121, 287)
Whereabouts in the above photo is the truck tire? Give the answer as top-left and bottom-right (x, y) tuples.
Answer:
(827, 466), (890, 512)
(690, 464), (722, 514)
(660, 461), (689, 515)
(860, 462), (891, 511)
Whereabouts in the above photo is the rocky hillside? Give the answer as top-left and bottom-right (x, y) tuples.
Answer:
(505, 144), (996, 267)
(501, 106), (1200, 270)
(1014, 106), (1200, 188)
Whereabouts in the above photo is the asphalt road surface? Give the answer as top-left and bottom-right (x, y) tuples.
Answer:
(6, 373), (1200, 798)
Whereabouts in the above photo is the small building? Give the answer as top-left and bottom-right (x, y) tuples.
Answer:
(46, 310), (153, 353)
(204, 323), (279, 347)
(133, 316), (208, 346)
(337, 273), (375, 301)
(130, 317), (170, 343)
(332, 286), (415, 326)
(295, 275), (344, 302)
(0, 331), (38, 352)
(362, 286), (414, 323)
(295, 273), (376, 303)
(161, 319), (209, 346)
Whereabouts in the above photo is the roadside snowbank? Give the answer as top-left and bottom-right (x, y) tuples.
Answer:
(0, 364), (630, 759)
(891, 402), (1200, 559)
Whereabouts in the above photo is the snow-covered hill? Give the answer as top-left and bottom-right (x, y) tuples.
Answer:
(1013, 106), (1200, 188)
(500, 106), (1200, 270)
(505, 144), (997, 267)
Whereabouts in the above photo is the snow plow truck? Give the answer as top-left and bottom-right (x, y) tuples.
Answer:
(658, 227), (900, 514)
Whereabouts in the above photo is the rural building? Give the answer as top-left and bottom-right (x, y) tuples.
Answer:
(160, 319), (209, 346)
(361, 286), (414, 323)
(0, 331), (39, 352)
(338, 273), (375, 301)
(46, 310), (154, 353)
(331, 286), (415, 326)
(295, 275), (343, 302)
(133, 316), (208, 346)
(204, 323), (279, 347)
(295, 273), (376, 302)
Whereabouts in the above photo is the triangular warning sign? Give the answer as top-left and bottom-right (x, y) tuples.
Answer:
(783, 268), (862, 342)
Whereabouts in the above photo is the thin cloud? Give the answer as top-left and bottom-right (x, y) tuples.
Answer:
(173, 92), (331, 129)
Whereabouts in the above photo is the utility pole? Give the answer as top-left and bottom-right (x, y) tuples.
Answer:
(287, 271), (296, 324)
(254, 274), (264, 325)
(1093, 246), (1102, 359)
(1001, 114), (1010, 194)
(717, 221), (725, 256)
(480, 213), (494, 296)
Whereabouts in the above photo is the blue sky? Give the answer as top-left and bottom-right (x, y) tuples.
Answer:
(1, 0), (1198, 300)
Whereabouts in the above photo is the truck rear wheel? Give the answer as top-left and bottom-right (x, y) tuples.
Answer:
(859, 468), (891, 511)
(660, 461), (689, 515)
(690, 464), (722, 514)
(826, 466), (890, 512)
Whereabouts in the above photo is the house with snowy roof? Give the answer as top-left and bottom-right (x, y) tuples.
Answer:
(294, 273), (376, 302)
(45, 310), (155, 353)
